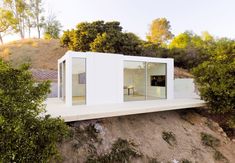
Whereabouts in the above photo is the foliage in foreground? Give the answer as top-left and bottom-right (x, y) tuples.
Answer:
(0, 59), (69, 162)
(192, 39), (235, 127)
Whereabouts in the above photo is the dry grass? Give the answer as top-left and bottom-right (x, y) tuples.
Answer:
(0, 39), (67, 70)
(0, 48), (11, 60)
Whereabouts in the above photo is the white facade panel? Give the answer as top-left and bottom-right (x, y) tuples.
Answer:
(86, 53), (123, 105)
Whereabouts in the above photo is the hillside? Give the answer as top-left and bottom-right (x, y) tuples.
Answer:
(0, 39), (67, 70)
(60, 109), (235, 163)
(0, 39), (192, 78)
(0, 39), (234, 162)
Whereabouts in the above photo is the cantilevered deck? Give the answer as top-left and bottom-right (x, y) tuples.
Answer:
(45, 98), (205, 122)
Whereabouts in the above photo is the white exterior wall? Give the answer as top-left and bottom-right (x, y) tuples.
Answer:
(86, 53), (123, 105)
(58, 51), (174, 106)
(174, 78), (199, 99)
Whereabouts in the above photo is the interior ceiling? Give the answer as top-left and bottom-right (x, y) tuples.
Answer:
(72, 59), (86, 74)
(71, 59), (166, 74)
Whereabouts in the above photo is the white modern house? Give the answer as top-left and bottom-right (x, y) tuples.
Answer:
(58, 51), (174, 107)
(44, 51), (204, 122)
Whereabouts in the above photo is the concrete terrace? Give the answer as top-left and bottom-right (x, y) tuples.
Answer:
(45, 98), (206, 122)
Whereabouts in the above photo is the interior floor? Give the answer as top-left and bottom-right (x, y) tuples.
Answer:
(124, 94), (165, 101)
(72, 96), (86, 105)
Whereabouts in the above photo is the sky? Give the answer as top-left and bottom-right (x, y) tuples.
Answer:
(4, 0), (235, 42)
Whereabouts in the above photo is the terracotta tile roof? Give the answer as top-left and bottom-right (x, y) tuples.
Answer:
(31, 69), (57, 82)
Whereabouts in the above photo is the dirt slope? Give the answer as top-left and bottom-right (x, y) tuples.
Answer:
(59, 110), (235, 163)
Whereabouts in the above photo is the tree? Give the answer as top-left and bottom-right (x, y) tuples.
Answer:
(61, 21), (143, 55)
(25, 5), (34, 38)
(141, 42), (169, 57)
(201, 31), (214, 42)
(0, 59), (69, 162)
(90, 32), (143, 55)
(169, 31), (210, 69)
(43, 14), (62, 39)
(0, 8), (17, 44)
(29, 0), (44, 38)
(192, 39), (235, 127)
(146, 18), (174, 45)
(3, 0), (28, 39)
(119, 32), (143, 55)
(169, 31), (192, 49)
(61, 21), (122, 51)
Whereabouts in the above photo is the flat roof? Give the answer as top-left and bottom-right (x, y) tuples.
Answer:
(58, 51), (174, 63)
(44, 98), (205, 122)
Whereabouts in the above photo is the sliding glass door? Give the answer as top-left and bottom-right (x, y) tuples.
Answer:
(72, 58), (86, 105)
(123, 61), (146, 101)
(146, 63), (166, 99)
(59, 61), (66, 101)
(123, 61), (166, 101)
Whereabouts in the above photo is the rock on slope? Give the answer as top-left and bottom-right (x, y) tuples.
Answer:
(59, 110), (235, 163)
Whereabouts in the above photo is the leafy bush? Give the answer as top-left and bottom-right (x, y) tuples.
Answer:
(148, 157), (161, 163)
(181, 159), (192, 163)
(213, 150), (228, 162)
(200, 132), (220, 148)
(0, 59), (69, 162)
(192, 40), (235, 126)
(86, 138), (142, 163)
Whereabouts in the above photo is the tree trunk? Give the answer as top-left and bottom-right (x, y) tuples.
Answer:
(28, 27), (31, 38)
(0, 33), (3, 44)
(37, 25), (40, 39)
(20, 29), (24, 39)
(36, 15), (40, 39)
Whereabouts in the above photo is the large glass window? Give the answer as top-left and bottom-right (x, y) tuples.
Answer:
(123, 61), (167, 101)
(72, 58), (86, 105)
(124, 61), (146, 101)
(59, 63), (62, 98)
(59, 61), (66, 101)
(147, 63), (166, 99)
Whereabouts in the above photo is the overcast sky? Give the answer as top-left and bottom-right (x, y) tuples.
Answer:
(4, 0), (235, 42)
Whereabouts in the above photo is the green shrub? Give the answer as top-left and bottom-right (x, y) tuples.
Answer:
(86, 138), (142, 163)
(192, 39), (235, 127)
(162, 131), (177, 146)
(213, 150), (228, 162)
(148, 157), (161, 163)
(0, 59), (69, 162)
(200, 132), (220, 148)
(181, 158), (192, 163)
